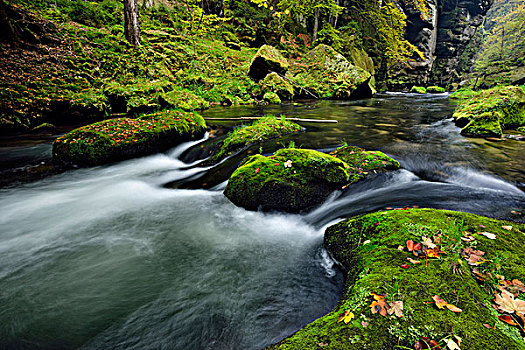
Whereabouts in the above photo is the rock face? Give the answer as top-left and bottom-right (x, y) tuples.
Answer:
(452, 85), (525, 137)
(269, 209), (525, 350)
(388, 0), (492, 89)
(53, 110), (206, 166)
(248, 45), (289, 81)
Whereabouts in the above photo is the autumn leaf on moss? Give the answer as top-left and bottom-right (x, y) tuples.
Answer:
(388, 301), (403, 317)
(414, 336), (441, 350)
(337, 310), (355, 324)
(497, 315), (518, 326)
(501, 225), (513, 231)
(478, 231), (496, 240)
(494, 289), (525, 315)
(433, 295), (462, 312)
(433, 295), (447, 309)
(499, 279), (525, 296)
(371, 292), (386, 300)
(371, 298), (388, 317)
(422, 236), (436, 249)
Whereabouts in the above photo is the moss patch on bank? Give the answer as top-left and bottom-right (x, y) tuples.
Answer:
(53, 109), (206, 166)
(453, 85), (525, 137)
(270, 209), (525, 349)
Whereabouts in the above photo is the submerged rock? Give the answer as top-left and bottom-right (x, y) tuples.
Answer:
(224, 148), (349, 213)
(248, 45), (289, 81)
(453, 85), (525, 137)
(270, 209), (525, 350)
(53, 110), (206, 166)
(291, 44), (374, 99)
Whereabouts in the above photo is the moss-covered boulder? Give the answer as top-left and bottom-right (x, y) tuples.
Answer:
(410, 86), (427, 94)
(290, 44), (373, 99)
(330, 146), (400, 184)
(263, 91), (282, 104)
(53, 110), (206, 166)
(453, 85), (525, 137)
(224, 148), (350, 212)
(248, 45), (289, 81)
(427, 86), (446, 93)
(210, 116), (302, 163)
(258, 72), (294, 100)
(270, 209), (525, 349)
(449, 88), (477, 100)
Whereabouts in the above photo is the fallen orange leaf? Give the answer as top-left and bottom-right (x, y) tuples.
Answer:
(497, 315), (518, 326)
(433, 295), (447, 309)
(445, 303), (462, 313)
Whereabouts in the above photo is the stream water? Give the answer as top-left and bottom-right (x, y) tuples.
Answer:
(0, 94), (524, 350)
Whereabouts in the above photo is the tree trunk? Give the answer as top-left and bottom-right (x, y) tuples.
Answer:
(313, 8), (320, 42)
(124, 0), (140, 47)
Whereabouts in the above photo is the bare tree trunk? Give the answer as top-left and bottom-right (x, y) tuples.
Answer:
(313, 8), (320, 42)
(124, 0), (140, 47)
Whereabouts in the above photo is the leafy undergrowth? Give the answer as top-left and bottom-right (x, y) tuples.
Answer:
(270, 209), (525, 349)
(52, 109), (206, 166)
(330, 145), (400, 185)
(452, 85), (525, 137)
(211, 115), (303, 162)
(0, 1), (258, 133)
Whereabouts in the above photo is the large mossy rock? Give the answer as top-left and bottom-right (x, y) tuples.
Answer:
(292, 45), (374, 99)
(453, 85), (525, 137)
(224, 148), (350, 212)
(248, 45), (289, 81)
(330, 146), (400, 184)
(53, 110), (206, 166)
(270, 209), (525, 350)
(290, 44), (374, 99)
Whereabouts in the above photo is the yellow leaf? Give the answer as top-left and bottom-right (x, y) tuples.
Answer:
(337, 310), (354, 324)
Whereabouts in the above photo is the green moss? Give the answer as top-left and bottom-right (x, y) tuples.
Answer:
(159, 87), (210, 111)
(224, 148), (350, 212)
(330, 146), (400, 185)
(453, 85), (525, 137)
(410, 86), (427, 94)
(449, 88), (476, 100)
(290, 44), (372, 99)
(427, 86), (446, 93)
(53, 109), (206, 166)
(271, 209), (525, 350)
(258, 72), (294, 100)
(263, 91), (282, 104)
(212, 115), (302, 161)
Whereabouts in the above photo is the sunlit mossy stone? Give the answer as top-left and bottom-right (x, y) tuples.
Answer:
(53, 110), (206, 166)
(224, 148), (349, 213)
(248, 45), (289, 81)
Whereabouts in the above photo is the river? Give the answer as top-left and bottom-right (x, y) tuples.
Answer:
(0, 93), (524, 349)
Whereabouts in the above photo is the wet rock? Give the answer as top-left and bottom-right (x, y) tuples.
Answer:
(248, 45), (289, 81)
(30, 123), (56, 134)
(53, 110), (206, 167)
(224, 148), (349, 213)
